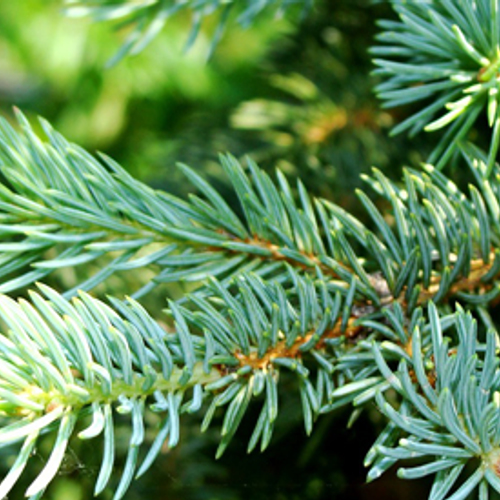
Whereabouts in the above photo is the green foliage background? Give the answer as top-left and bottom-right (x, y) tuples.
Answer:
(0, 1), (449, 499)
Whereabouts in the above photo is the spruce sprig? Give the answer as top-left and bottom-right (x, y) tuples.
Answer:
(0, 269), (366, 499)
(366, 303), (500, 500)
(63, 0), (313, 64)
(0, 110), (341, 298)
(3, 268), (500, 498)
(373, 0), (500, 172)
(1, 111), (499, 313)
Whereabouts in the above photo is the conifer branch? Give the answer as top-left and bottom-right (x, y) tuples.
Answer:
(365, 303), (500, 499)
(374, 0), (500, 170)
(0, 270), (362, 498)
(3, 269), (500, 498)
(0, 110), (343, 298)
(63, 0), (314, 64)
(3, 112), (500, 315)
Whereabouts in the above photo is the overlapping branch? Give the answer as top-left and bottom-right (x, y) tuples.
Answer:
(2, 113), (499, 311)
(0, 111), (345, 297)
(63, 0), (314, 64)
(373, 0), (500, 171)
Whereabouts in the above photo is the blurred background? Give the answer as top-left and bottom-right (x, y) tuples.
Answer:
(0, 1), (437, 499)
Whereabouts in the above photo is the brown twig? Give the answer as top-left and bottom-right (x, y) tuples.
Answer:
(235, 318), (362, 370)
(416, 252), (496, 303)
(244, 235), (344, 278)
